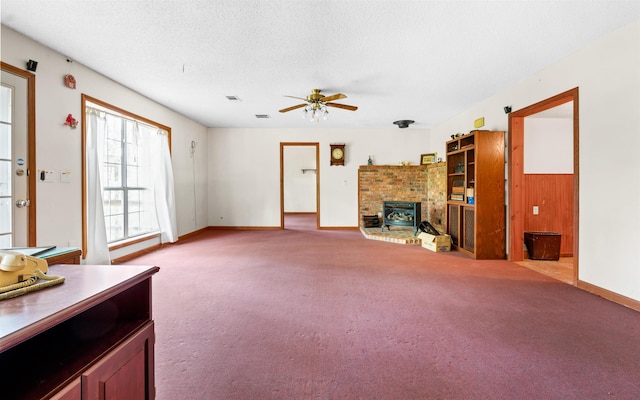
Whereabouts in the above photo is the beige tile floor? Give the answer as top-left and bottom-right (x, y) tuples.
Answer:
(515, 257), (575, 285)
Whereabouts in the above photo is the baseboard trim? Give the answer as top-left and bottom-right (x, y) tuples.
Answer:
(207, 225), (358, 231)
(208, 226), (281, 230)
(111, 228), (208, 264)
(577, 280), (640, 312)
(179, 227), (210, 241)
(108, 232), (160, 251)
(111, 243), (162, 264)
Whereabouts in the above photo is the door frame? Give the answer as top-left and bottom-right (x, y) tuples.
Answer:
(1, 62), (37, 246)
(508, 87), (579, 284)
(280, 142), (320, 229)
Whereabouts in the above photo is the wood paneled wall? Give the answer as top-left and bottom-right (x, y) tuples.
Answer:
(523, 174), (573, 256)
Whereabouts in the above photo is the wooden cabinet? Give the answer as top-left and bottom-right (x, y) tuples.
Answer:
(82, 322), (154, 400)
(0, 264), (159, 400)
(42, 248), (82, 265)
(446, 130), (505, 259)
(50, 379), (81, 400)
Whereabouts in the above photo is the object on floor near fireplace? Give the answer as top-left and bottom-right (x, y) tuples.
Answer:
(418, 221), (440, 236)
(382, 201), (421, 235)
(418, 232), (451, 252)
(362, 215), (380, 228)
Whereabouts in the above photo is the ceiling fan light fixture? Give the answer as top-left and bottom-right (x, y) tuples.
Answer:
(303, 103), (329, 122)
(393, 120), (415, 128)
(281, 89), (357, 120)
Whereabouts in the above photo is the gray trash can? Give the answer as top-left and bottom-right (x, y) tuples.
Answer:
(524, 232), (561, 261)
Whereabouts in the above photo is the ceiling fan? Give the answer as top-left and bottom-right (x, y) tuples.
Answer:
(279, 89), (358, 121)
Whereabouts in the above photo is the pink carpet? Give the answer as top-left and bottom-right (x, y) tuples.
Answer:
(126, 215), (640, 399)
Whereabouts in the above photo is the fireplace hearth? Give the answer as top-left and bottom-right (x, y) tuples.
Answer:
(382, 201), (421, 235)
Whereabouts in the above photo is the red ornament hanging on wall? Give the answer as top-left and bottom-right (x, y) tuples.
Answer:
(64, 74), (76, 89)
(64, 114), (78, 128)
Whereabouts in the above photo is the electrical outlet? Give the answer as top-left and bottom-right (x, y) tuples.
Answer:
(533, 206), (539, 215)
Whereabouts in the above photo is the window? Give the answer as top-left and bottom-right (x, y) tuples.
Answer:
(83, 95), (176, 263)
(0, 85), (12, 248)
(99, 114), (160, 242)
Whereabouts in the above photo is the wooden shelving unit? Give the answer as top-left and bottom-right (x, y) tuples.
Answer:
(446, 130), (505, 259)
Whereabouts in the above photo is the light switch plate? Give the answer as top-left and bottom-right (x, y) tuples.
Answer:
(61, 171), (71, 183)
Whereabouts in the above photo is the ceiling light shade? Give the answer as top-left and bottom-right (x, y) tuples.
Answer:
(303, 102), (329, 122)
(393, 120), (414, 128)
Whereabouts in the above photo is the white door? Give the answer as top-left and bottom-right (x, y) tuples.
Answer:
(0, 70), (30, 248)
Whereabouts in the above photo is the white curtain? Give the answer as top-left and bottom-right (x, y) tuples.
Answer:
(86, 107), (178, 261)
(154, 130), (178, 243)
(85, 109), (111, 264)
(137, 123), (178, 243)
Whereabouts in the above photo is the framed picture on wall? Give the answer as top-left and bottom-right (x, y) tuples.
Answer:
(420, 153), (437, 165)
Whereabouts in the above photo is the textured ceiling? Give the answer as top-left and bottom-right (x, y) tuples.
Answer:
(2, 1), (638, 129)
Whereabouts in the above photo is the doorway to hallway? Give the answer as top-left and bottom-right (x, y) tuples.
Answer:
(280, 142), (319, 230)
(508, 88), (579, 285)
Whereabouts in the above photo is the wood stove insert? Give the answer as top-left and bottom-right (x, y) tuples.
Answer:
(382, 201), (421, 235)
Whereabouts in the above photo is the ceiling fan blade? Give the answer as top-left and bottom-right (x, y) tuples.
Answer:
(284, 95), (308, 101)
(326, 102), (358, 111)
(321, 93), (347, 102)
(279, 103), (307, 113)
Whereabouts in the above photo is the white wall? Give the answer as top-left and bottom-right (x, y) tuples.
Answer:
(207, 127), (432, 227)
(1, 26), (209, 256)
(524, 117), (573, 174)
(429, 20), (640, 301)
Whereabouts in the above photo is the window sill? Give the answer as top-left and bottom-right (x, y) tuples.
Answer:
(108, 232), (161, 251)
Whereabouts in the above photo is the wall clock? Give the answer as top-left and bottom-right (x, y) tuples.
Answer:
(330, 144), (345, 166)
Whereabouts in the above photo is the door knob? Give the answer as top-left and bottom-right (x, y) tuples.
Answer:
(16, 199), (30, 208)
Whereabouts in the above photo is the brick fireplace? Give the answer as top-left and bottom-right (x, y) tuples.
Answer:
(358, 164), (446, 234)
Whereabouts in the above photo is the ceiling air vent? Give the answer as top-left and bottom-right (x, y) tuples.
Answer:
(225, 95), (241, 101)
(255, 114), (271, 119)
